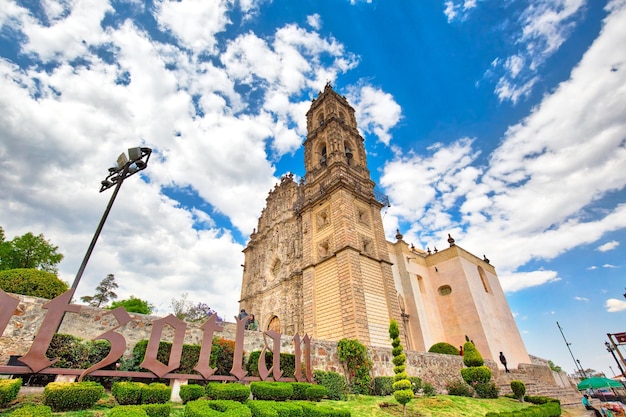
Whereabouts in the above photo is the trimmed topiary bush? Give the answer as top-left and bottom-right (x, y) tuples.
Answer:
(297, 401), (352, 416)
(250, 381), (293, 401)
(389, 319), (413, 416)
(142, 403), (171, 417)
(206, 382), (250, 403)
(371, 376), (394, 396)
(0, 268), (68, 299)
(112, 381), (144, 405)
(511, 380), (526, 402)
(42, 381), (104, 412)
(306, 384), (327, 402)
(109, 405), (148, 417)
(180, 384), (205, 403)
(247, 351), (296, 378)
(290, 382), (315, 400)
(474, 381), (499, 399)
(248, 400), (304, 416)
(461, 365), (492, 385)
(462, 341), (484, 367)
(184, 399), (252, 417)
(9, 404), (52, 417)
(140, 382), (171, 404)
(313, 370), (347, 401)
(0, 378), (21, 407)
(428, 342), (460, 355)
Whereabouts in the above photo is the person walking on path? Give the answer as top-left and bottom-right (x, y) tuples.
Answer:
(499, 352), (510, 373)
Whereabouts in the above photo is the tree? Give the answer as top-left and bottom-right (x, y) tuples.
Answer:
(389, 320), (412, 416)
(81, 274), (118, 307)
(0, 268), (68, 298)
(108, 296), (154, 314)
(0, 227), (64, 273)
(548, 360), (563, 373)
(171, 292), (222, 322)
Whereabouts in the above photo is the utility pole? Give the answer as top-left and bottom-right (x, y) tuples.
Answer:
(557, 321), (587, 378)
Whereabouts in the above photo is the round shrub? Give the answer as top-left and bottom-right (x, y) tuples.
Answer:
(109, 405), (148, 417)
(392, 379), (412, 391)
(461, 365), (492, 385)
(474, 381), (499, 399)
(206, 382), (251, 403)
(184, 399), (252, 417)
(0, 268), (68, 298)
(112, 381), (144, 405)
(250, 381), (293, 401)
(306, 385), (327, 402)
(445, 379), (474, 397)
(10, 404), (52, 417)
(511, 380), (526, 401)
(42, 381), (104, 412)
(428, 342), (460, 355)
(141, 382), (171, 404)
(393, 389), (414, 406)
(462, 342), (484, 367)
(0, 378), (22, 407)
(370, 376), (394, 396)
(180, 384), (205, 404)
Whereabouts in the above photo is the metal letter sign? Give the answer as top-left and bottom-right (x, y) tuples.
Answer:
(0, 289), (313, 383)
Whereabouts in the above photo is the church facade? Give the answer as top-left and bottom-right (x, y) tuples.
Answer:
(239, 84), (530, 369)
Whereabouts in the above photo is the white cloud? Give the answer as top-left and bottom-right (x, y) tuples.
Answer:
(606, 298), (626, 312)
(347, 85), (402, 145)
(307, 14), (322, 30)
(574, 296), (589, 302)
(597, 240), (620, 252)
(380, 2), (626, 292)
(443, 0), (478, 23)
(587, 265), (598, 270)
(603, 264), (618, 268)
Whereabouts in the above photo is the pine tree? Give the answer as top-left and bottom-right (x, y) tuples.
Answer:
(81, 274), (118, 307)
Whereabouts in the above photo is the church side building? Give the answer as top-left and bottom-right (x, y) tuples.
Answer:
(239, 84), (530, 369)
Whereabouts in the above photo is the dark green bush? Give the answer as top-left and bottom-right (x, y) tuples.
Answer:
(140, 382), (171, 404)
(370, 376), (394, 396)
(10, 404), (52, 417)
(428, 342), (459, 355)
(421, 381), (436, 396)
(313, 370), (347, 400)
(247, 351), (296, 378)
(461, 365), (492, 385)
(245, 400), (279, 417)
(0, 268), (68, 299)
(337, 338), (372, 395)
(142, 403), (171, 417)
(462, 341), (484, 367)
(510, 380), (526, 401)
(407, 376), (422, 394)
(112, 381), (145, 405)
(184, 399), (252, 417)
(473, 381), (499, 399)
(179, 384), (205, 403)
(206, 382), (250, 402)
(0, 378), (21, 407)
(306, 385), (327, 402)
(445, 379), (474, 397)
(290, 382), (314, 400)
(109, 405), (148, 417)
(250, 381), (293, 401)
(42, 381), (104, 412)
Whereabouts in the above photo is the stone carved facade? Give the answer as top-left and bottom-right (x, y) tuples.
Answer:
(240, 84), (531, 370)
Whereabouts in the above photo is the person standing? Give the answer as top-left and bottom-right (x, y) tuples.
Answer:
(238, 309), (249, 329)
(499, 352), (510, 373)
(248, 314), (259, 331)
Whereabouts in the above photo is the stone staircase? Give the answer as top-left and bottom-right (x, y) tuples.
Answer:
(495, 371), (582, 407)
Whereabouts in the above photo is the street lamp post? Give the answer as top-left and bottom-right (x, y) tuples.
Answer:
(606, 341), (626, 378)
(70, 147), (152, 290)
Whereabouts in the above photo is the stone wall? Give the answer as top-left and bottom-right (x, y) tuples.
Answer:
(1, 294), (553, 394)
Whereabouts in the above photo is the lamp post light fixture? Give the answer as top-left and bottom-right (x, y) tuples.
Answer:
(70, 147), (152, 290)
(605, 341), (626, 379)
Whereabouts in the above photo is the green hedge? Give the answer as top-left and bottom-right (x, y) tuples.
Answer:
(445, 379), (474, 397)
(247, 351), (297, 378)
(484, 400), (560, 417)
(306, 385), (327, 402)
(289, 382), (314, 400)
(9, 404), (52, 417)
(112, 381), (145, 405)
(140, 382), (171, 404)
(461, 365), (492, 384)
(462, 341), (484, 367)
(428, 342), (460, 355)
(206, 382), (251, 402)
(370, 376), (394, 396)
(297, 402), (351, 417)
(180, 384), (205, 403)
(313, 370), (347, 400)
(42, 381), (104, 412)
(250, 382), (293, 401)
(142, 403), (171, 417)
(0, 378), (21, 407)
(109, 405), (148, 417)
(184, 399), (252, 417)
(247, 400), (304, 417)
(0, 268), (68, 299)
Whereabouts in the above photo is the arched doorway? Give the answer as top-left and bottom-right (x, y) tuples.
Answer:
(267, 315), (281, 333)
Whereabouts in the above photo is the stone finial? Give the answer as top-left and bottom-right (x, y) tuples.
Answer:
(395, 229), (403, 241)
(427, 247), (432, 255)
(433, 246), (438, 253)
(410, 243), (415, 250)
(448, 233), (455, 247)
(483, 255), (490, 264)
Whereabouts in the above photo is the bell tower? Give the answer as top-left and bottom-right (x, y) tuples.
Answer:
(297, 83), (403, 346)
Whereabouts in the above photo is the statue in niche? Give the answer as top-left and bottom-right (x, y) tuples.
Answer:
(316, 210), (329, 229)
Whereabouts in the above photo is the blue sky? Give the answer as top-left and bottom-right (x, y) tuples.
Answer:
(1, 0), (625, 377)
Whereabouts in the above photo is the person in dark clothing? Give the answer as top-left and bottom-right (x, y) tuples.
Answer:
(238, 309), (249, 329)
(582, 394), (602, 417)
(499, 352), (510, 373)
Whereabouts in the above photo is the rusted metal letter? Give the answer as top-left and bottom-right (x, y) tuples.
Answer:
(78, 307), (132, 381)
(19, 289), (80, 373)
(0, 289), (19, 337)
(258, 329), (283, 381)
(229, 315), (248, 380)
(303, 334), (313, 382)
(193, 314), (223, 378)
(140, 314), (187, 378)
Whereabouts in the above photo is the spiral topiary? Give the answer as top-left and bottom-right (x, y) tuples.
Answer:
(389, 320), (413, 417)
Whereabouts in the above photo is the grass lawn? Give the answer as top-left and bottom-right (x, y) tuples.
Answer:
(0, 392), (583, 416)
